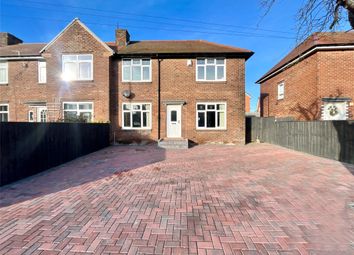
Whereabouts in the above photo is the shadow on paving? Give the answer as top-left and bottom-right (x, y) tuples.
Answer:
(0, 145), (166, 208)
(333, 121), (354, 175)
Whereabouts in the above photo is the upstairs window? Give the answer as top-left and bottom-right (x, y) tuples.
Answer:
(38, 61), (47, 83)
(196, 102), (226, 129)
(62, 54), (93, 81)
(122, 103), (151, 129)
(278, 82), (285, 100)
(0, 62), (8, 84)
(122, 59), (151, 82)
(63, 102), (93, 122)
(196, 58), (225, 81)
(0, 104), (9, 122)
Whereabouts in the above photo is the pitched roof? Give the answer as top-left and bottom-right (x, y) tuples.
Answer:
(0, 40), (253, 58)
(0, 43), (45, 57)
(117, 40), (253, 58)
(40, 18), (114, 54)
(0, 42), (116, 57)
(0, 19), (252, 59)
(256, 31), (354, 83)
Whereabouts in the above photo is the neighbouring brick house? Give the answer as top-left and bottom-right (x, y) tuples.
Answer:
(245, 92), (251, 113)
(0, 18), (253, 144)
(257, 32), (354, 121)
(0, 20), (112, 124)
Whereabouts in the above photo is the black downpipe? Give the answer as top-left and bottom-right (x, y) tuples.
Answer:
(157, 55), (161, 140)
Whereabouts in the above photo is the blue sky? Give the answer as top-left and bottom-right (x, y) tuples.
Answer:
(0, 0), (350, 111)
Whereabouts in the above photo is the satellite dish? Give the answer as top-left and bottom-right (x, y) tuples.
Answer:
(123, 90), (131, 98)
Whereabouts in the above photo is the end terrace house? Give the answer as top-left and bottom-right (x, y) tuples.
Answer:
(256, 31), (354, 121)
(0, 18), (253, 144)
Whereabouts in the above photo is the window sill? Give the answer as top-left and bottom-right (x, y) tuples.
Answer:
(0, 83), (8, 86)
(122, 128), (152, 131)
(122, 81), (152, 84)
(196, 128), (227, 131)
(196, 81), (227, 84)
(64, 80), (94, 83)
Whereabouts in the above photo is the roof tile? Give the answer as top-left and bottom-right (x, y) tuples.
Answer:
(118, 40), (253, 57)
(0, 43), (45, 57)
(257, 31), (354, 83)
(0, 40), (252, 58)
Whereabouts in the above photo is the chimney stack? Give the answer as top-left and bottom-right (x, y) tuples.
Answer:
(115, 29), (130, 51)
(0, 33), (23, 47)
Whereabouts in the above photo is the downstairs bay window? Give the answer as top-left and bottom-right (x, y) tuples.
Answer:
(122, 103), (151, 129)
(63, 102), (93, 122)
(197, 102), (226, 130)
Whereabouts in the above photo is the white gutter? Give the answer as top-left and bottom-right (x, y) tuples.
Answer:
(257, 45), (354, 84)
(0, 56), (44, 60)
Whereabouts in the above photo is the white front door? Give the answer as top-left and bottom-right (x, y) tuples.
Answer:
(37, 107), (47, 122)
(167, 105), (182, 138)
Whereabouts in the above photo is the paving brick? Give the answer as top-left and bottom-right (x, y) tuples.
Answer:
(0, 144), (353, 254)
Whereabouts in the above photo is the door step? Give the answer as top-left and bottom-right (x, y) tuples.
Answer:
(158, 138), (189, 149)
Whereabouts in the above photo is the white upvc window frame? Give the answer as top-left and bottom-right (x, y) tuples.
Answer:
(0, 62), (9, 84)
(277, 82), (285, 100)
(38, 107), (47, 123)
(38, 61), (47, 83)
(28, 110), (34, 122)
(122, 58), (152, 82)
(196, 58), (226, 82)
(62, 101), (94, 122)
(61, 54), (93, 81)
(196, 102), (227, 130)
(0, 103), (9, 122)
(122, 102), (152, 130)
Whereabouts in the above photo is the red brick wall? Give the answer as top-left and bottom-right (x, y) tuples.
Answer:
(1, 21), (247, 144)
(317, 50), (354, 119)
(111, 58), (246, 144)
(245, 94), (251, 112)
(0, 21), (111, 122)
(260, 49), (354, 120)
(260, 53), (318, 120)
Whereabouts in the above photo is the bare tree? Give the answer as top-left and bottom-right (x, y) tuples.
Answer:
(261, 0), (354, 39)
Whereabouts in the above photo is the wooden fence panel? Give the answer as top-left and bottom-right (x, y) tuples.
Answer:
(0, 122), (110, 186)
(246, 117), (354, 164)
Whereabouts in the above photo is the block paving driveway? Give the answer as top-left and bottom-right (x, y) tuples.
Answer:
(0, 144), (353, 255)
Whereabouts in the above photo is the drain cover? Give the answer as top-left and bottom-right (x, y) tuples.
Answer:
(348, 202), (354, 209)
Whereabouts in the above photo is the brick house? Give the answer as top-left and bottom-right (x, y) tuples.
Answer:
(257, 32), (354, 121)
(245, 92), (251, 113)
(0, 18), (253, 144)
